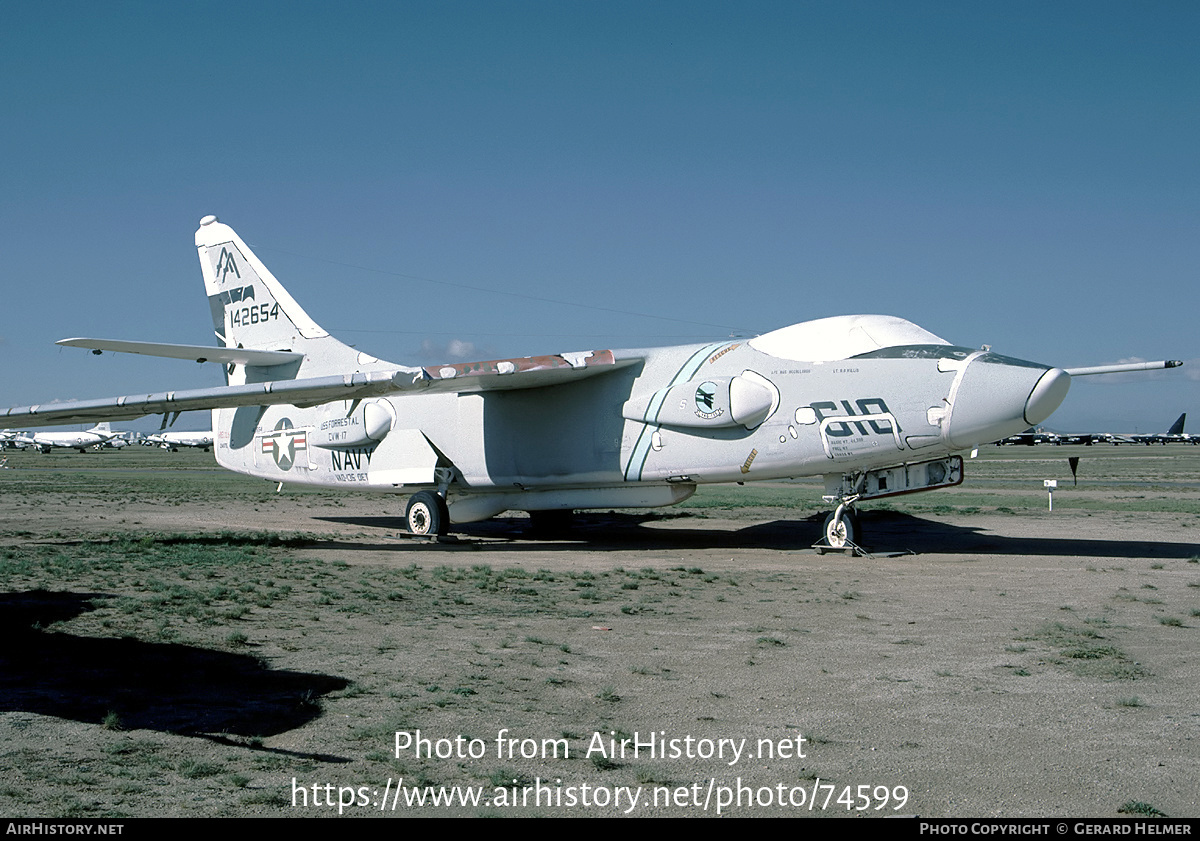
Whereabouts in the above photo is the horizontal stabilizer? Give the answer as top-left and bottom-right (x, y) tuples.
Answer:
(56, 338), (303, 366)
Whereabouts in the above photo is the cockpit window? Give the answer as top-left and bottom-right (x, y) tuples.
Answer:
(851, 345), (974, 361)
(851, 345), (1048, 369)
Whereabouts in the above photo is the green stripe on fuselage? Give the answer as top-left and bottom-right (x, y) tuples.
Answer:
(623, 342), (729, 481)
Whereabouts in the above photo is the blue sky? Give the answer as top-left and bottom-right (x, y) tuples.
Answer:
(2, 1), (1196, 433)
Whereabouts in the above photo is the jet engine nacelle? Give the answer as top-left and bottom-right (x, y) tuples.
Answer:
(310, 401), (395, 449)
(622, 371), (779, 430)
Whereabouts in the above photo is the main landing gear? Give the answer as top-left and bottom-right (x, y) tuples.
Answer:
(406, 490), (449, 537)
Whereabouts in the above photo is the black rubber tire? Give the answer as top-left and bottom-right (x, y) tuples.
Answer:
(406, 491), (449, 536)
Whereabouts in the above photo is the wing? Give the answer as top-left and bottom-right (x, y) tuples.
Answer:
(3, 349), (637, 427)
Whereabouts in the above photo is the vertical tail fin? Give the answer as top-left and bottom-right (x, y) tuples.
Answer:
(194, 216), (405, 471)
(195, 215), (366, 377)
(1168, 413), (1186, 435)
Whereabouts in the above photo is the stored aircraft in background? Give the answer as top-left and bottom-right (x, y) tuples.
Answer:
(1105, 413), (1194, 445)
(996, 428), (1061, 446)
(997, 413), (1194, 446)
(23, 422), (121, 454)
(1162, 413), (1195, 444)
(0, 430), (30, 450)
(145, 429), (215, 451)
(1, 217), (1183, 548)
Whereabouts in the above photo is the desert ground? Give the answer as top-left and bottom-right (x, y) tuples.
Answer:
(0, 444), (1196, 818)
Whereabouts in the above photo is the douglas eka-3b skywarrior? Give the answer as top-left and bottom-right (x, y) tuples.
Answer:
(3, 216), (1182, 548)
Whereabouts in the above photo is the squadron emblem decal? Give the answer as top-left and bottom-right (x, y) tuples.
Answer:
(694, 381), (724, 420)
(261, 418), (307, 470)
(215, 247), (241, 284)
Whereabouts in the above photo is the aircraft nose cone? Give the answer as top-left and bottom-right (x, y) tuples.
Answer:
(1025, 367), (1070, 426)
(945, 355), (1071, 450)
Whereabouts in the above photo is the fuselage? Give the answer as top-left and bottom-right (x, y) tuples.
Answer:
(148, 431), (215, 449)
(30, 430), (109, 452)
(212, 314), (1068, 522)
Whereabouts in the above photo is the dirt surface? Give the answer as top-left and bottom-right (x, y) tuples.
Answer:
(0, 447), (1197, 818)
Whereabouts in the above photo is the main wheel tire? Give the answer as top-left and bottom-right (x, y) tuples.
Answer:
(406, 491), (449, 536)
(823, 510), (860, 549)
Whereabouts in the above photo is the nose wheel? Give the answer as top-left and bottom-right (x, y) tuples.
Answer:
(815, 481), (864, 554)
(820, 507), (861, 552)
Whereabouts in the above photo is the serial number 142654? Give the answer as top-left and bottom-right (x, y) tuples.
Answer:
(231, 303), (280, 326)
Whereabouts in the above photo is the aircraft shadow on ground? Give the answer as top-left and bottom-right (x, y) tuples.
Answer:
(313, 512), (816, 551)
(0, 590), (349, 739)
(313, 510), (1199, 559)
(860, 510), (1199, 559)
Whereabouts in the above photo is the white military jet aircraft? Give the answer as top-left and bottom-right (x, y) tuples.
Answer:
(145, 429), (215, 451)
(24, 422), (121, 454)
(2, 216), (1183, 547)
(0, 430), (30, 450)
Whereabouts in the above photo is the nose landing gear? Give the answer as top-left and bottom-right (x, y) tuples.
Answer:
(817, 494), (863, 555)
(816, 456), (963, 556)
(821, 505), (861, 551)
